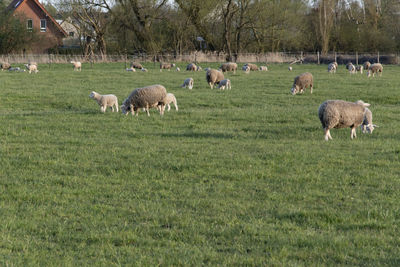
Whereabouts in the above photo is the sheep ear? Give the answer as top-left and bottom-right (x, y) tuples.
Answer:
(364, 103), (371, 107)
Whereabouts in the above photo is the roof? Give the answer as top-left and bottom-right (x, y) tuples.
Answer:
(7, 0), (67, 37)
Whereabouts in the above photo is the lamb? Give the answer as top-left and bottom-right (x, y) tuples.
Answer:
(328, 62), (337, 73)
(71, 61), (82, 71)
(218, 79), (231, 90)
(243, 63), (258, 71)
(363, 61), (371, 70)
(121, 84), (167, 116)
(219, 62), (237, 73)
(126, 67), (136, 72)
(8, 67), (23, 72)
(242, 65), (250, 74)
(130, 62), (143, 69)
(160, 63), (176, 72)
(259, 66), (268, 71)
(181, 78), (194, 89)
(290, 72), (313, 95)
(89, 91), (119, 113)
(176, 67), (181, 72)
(1, 62), (11, 71)
(206, 69), (225, 89)
(288, 66), (293, 71)
(318, 100), (375, 141)
(367, 63), (383, 77)
(24, 63), (38, 74)
(355, 65), (363, 74)
(163, 93), (178, 111)
(346, 62), (356, 74)
(361, 108), (377, 133)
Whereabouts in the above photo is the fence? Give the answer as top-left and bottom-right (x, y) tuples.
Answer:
(1, 51), (399, 65)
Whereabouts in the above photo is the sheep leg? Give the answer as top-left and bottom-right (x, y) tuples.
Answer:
(167, 104), (171, 112)
(310, 85), (313, 94)
(115, 104), (119, 113)
(111, 106), (114, 112)
(351, 127), (357, 139)
(324, 128), (332, 141)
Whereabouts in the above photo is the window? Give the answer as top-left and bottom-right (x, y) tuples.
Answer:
(69, 32), (74, 37)
(27, 19), (33, 31)
(40, 19), (46, 32)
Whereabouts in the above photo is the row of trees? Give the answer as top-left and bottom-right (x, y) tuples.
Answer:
(1, 0), (400, 56)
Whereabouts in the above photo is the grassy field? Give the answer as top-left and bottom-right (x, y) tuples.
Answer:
(0, 62), (399, 266)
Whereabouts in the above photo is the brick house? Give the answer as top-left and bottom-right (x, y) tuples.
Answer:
(7, 0), (67, 53)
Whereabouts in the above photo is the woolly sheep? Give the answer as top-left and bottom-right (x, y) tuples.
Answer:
(259, 66), (268, 71)
(346, 62), (356, 74)
(71, 61), (81, 71)
(160, 63), (176, 72)
(328, 63), (337, 73)
(363, 61), (371, 70)
(24, 63), (38, 74)
(361, 108), (377, 133)
(218, 79), (231, 90)
(206, 69), (225, 89)
(126, 67), (136, 72)
(242, 65), (250, 74)
(219, 62), (237, 73)
(318, 100), (374, 141)
(181, 78), (194, 89)
(367, 63), (383, 77)
(89, 91), (119, 113)
(163, 93), (178, 111)
(186, 63), (202, 71)
(290, 72), (313, 95)
(288, 66), (293, 71)
(1, 62), (11, 71)
(243, 63), (258, 71)
(121, 84), (167, 116)
(355, 65), (363, 74)
(130, 62), (143, 69)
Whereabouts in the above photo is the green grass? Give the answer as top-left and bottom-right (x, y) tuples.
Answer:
(0, 62), (399, 266)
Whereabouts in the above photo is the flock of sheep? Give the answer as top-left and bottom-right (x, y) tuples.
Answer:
(1, 59), (381, 141)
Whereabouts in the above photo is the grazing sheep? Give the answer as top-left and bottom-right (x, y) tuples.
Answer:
(24, 63), (38, 74)
(290, 72), (313, 95)
(288, 66), (293, 71)
(89, 91), (119, 113)
(363, 61), (371, 70)
(206, 69), (225, 89)
(347, 63), (356, 74)
(367, 63), (383, 77)
(71, 61), (82, 71)
(328, 62), (337, 73)
(126, 67), (136, 72)
(121, 84), (167, 116)
(1, 62), (11, 71)
(355, 65), (363, 74)
(130, 62), (143, 69)
(186, 63), (200, 71)
(218, 79), (231, 90)
(163, 93), (178, 111)
(318, 100), (374, 141)
(219, 62), (237, 73)
(243, 63), (258, 71)
(176, 67), (180, 72)
(361, 108), (377, 133)
(242, 65), (250, 74)
(141, 68), (148, 72)
(160, 63), (176, 72)
(181, 78), (194, 89)
(259, 66), (268, 71)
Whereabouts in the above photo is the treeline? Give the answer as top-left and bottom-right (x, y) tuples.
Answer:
(2, 0), (400, 57)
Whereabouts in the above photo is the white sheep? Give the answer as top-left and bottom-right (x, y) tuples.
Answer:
(291, 72), (313, 95)
(367, 63), (383, 77)
(242, 65), (250, 74)
(259, 66), (268, 71)
(318, 100), (375, 141)
(71, 61), (82, 71)
(163, 93), (178, 111)
(346, 62), (356, 74)
(1, 62), (11, 71)
(89, 91), (119, 113)
(24, 63), (38, 74)
(355, 65), (363, 74)
(181, 78), (194, 89)
(121, 84), (167, 116)
(206, 69), (225, 89)
(218, 79), (231, 90)
(160, 63), (176, 72)
(327, 62), (337, 73)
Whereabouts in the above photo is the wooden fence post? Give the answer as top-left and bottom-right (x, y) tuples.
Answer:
(317, 51), (320, 64)
(377, 51), (380, 63)
(335, 52), (337, 63)
(356, 51), (358, 65)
